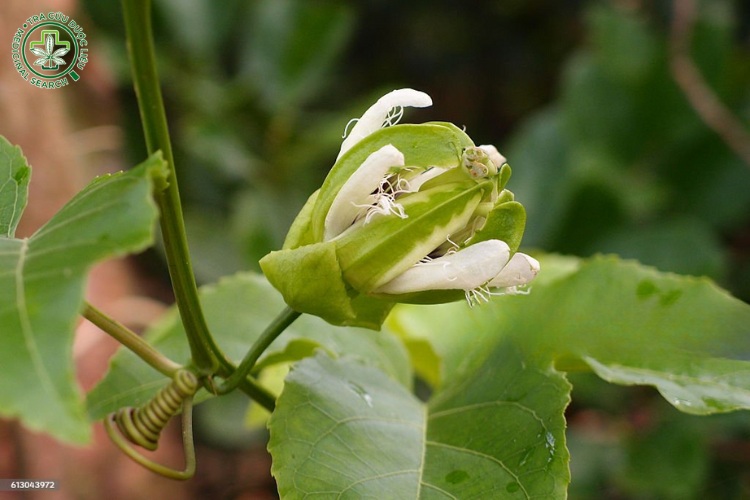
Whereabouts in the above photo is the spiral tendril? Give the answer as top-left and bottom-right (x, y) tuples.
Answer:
(114, 370), (198, 451)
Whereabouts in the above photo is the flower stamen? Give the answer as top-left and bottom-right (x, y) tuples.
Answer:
(465, 285), (492, 307)
(352, 172), (414, 224)
(383, 106), (404, 127)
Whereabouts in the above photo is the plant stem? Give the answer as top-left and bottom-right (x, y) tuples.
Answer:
(121, 0), (221, 373)
(82, 302), (182, 377)
(238, 379), (277, 413)
(217, 307), (301, 394)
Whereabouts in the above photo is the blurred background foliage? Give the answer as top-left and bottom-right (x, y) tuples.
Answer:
(79, 0), (750, 496)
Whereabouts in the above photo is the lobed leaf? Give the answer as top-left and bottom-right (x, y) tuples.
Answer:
(390, 255), (750, 415)
(269, 348), (569, 498)
(0, 136), (31, 238)
(0, 150), (166, 443)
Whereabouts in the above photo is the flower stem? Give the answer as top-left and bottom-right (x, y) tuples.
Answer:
(217, 307), (301, 394)
(121, 0), (221, 373)
(82, 302), (182, 377)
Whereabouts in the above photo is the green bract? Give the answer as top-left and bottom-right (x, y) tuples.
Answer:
(260, 89), (538, 329)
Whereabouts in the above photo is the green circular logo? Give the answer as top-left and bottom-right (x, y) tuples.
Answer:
(23, 22), (78, 79)
(11, 12), (89, 89)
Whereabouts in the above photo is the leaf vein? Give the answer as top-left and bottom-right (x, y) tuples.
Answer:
(14, 239), (61, 406)
(425, 440), (530, 499)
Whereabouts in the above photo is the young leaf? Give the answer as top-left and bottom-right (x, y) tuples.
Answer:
(0, 152), (166, 444)
(0, 136), (31, 238)
(268, 349), (570, 498)
(87, 272), (411, 418)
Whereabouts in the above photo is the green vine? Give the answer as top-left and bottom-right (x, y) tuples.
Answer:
(120, 0), (222, 374)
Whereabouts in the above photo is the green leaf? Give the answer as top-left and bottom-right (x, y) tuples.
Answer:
(390, 255), (750, 415)
(0, 136), (31, 238)
(588, 4), (659, 85)
(0, 153), (166, 443)
(269, 349), (570, 498)
(87, 271), (411, 418)
(241, 0), (354, 110)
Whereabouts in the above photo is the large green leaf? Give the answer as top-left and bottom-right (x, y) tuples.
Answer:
(0, 136), (31, 238)
(269, 349), (570, 498)
(0, 151), (166, 444)
(87, 272), (411, 418)
(390, 255), (750, 415)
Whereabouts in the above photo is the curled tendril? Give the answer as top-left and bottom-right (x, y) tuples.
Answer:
(105, 369), (199, 480)
(342, 118), (359, 139)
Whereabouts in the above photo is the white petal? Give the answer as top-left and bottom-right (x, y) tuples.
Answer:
(324, 145), (404, 241)
(478, 144), (507, 167)
(488, 253), (540, 288)
(406, 167), (446, 191)
(338, 89), (432, 159)
(376, 240), (511, 294)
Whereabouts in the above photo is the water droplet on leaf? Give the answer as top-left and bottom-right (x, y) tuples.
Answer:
(445, 470), (469, 484)
(347, 382), (374, 407)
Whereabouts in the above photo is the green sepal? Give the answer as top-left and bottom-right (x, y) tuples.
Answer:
(496, 188), (515, 204)
(498, 162), (512, 190)
(468, 200), (527, 253)
(418, 164), (477, 192)
(259, 242), (393, 329)
(373, 288), (466, 305)
(311, 123), (475, 241)
(335, 181), (489, 292)
(282, 189), (319, 249)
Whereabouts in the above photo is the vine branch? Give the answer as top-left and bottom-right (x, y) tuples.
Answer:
(669, 0), (750, 168)
(120, 0), (223, 372)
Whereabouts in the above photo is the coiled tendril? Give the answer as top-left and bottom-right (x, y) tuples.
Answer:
(115, 370), (198, 450)
(105, 369), (199, 480)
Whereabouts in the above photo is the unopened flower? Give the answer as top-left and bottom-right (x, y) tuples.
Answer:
(260, 89), (538, 328)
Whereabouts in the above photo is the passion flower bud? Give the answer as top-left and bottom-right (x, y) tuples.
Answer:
(259, 89), (538, 329)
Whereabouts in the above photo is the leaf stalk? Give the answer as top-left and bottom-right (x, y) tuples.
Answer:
(217, 307), (301, 394)
(82, 302), (182, 376)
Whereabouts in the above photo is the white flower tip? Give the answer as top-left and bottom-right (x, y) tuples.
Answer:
(488, 252), (540, 288)
(478, 144), (507, 167)
(338, 89), (432, 159)
(375, 239), (511, 294)
(386, 88), (432, 109)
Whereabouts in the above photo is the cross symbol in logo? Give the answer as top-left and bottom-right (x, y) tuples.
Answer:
(29, 29), (70, 70)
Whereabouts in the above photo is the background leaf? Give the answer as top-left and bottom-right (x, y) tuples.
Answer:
(87, 271), (411, 418)
(390, 255), (750, 415)
(0, 136), (31, 238)
(240, 0), (354, 111)
(0, 152), (165, 443)
(269, 348), (569, 498)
